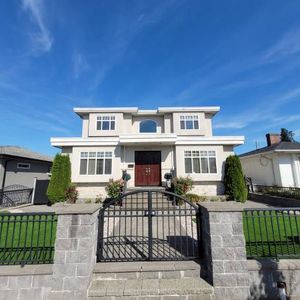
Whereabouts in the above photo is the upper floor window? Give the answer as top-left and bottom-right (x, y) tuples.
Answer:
(80, 151), (112, 175)
(184, 150), (217, 174)
(97, 116), (115, 131)
(140, 120), (157, 133)
(180, 116), (199, 130)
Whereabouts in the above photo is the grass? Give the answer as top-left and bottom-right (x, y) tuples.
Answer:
(0, 214), (57, 265)
(243, 210), (300, 259)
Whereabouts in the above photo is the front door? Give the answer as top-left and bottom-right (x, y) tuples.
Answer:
(135, 151), (161, 186)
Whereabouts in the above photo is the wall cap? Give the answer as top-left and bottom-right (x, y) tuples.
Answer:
(198, 201), (245, 212)
(10, 203), (101, 215)
(0, 264), (53, 276)
(248, 259), (300, 271)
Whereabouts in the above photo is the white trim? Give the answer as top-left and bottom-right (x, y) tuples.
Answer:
(158, 106), (220, 113)
(51, 135), (244, 147)
(73, 106), (220, 117)
(274, 149), (300, 153)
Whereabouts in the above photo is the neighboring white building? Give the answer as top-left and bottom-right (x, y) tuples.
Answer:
(240, 134), (300, 188)
(51, 107), (244, 198)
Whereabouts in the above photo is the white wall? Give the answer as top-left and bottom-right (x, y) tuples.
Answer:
(175, 145), (234, 183)
(172, 112), (212, 136)
(241, 152), (300, 187)
(240, 155), (276, 186)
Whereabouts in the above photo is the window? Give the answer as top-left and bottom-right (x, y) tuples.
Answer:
(96, 116), (115, 131)
(17, 163), (31, 170)
(180, 116), (199, 130)
(80, 152), (112, 175)
(184, 150), (217, 174)
(140, 120), (157, 133)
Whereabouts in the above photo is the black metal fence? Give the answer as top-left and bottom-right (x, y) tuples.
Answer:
(0, 188), (33, 208)
(243, 208), (300, 259)
(97, 190), (201, 262)
(0, 213), (57, 265)
(254, 185), (300, 199)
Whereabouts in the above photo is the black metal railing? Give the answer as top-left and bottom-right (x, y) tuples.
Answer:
(254, 185), (300, 199)
(243, 208), (300, 259)
(97, 190), (200, 262)
(0, 213), (57, 265)
(0, 188), (33, 208)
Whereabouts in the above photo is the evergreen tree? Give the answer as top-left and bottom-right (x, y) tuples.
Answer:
(224, 155), (248, 203)
(47, 154), (71, 203)
(280, 128), (295, 142)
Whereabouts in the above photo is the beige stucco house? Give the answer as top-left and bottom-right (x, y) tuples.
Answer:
(51, 107), (244, 199)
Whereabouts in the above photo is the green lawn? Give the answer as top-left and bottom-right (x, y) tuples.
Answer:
(0, 214), (57, 265)
(243, 210), (300, 258)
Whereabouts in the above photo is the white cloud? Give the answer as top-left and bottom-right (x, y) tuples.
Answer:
(263, 28), (300, 62)
(22, 0), (53, 53)
(73, 52), (89, 79)
(214, 87), (300, 130)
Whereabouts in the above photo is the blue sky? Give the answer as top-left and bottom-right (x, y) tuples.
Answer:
(1, 0), (300, 156)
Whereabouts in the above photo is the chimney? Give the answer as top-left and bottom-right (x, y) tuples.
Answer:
(266, 133), (281, 146)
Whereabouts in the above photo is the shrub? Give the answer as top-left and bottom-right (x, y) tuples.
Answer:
(172, 176), (193, 196)
(224, 155), (248, 202)
(185, 193), (204, 203)
(105, 179), (124, 198)
(47, 154), (72, 203)
(65, 184), (78, 204)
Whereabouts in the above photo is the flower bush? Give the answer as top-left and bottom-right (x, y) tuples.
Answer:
(172, 176), (193, 196)
(105, 179), (125, 198)
(65, 184), (78, 204)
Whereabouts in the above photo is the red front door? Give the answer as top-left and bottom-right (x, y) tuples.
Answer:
(135, 151), (161, 186)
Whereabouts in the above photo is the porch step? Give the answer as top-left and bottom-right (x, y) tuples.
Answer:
(88, 277), (214, 299)
(93, 261), (202, 280)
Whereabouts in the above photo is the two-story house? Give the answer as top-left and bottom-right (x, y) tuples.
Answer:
(51, 107), (244, 199)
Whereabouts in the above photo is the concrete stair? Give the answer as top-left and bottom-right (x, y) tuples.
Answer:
(88, 261), (214, 299)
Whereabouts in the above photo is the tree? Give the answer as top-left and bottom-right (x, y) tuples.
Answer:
(47, 154), (71, 203)
(280, 128), (295, 142)
(224, 155), (248, 203)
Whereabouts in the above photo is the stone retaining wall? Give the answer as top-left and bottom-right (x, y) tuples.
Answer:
(248, 259), (300, 299)
(249, 192), (300, 207)
(0, 204), (100, 300)
(199, 202), (250, 300)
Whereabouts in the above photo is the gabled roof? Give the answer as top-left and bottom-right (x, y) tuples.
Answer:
(0, 146), (53, 162)
(239, 142), (300, 158)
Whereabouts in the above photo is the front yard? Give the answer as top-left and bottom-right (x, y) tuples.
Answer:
(243, 210), (300, 258)
(0, 213), (57, 265)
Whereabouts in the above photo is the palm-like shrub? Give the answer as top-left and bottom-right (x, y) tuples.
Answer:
(224, 155), (247, 202)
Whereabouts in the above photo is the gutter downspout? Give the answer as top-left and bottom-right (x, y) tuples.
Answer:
(1, 158), (11, 190)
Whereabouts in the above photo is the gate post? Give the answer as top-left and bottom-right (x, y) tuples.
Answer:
(148, 191), (153, 260)
(97, 209), (105, 262)
(199, 202), (250, 300)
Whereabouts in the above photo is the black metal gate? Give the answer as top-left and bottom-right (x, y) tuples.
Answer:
(97, 190), (201, 262)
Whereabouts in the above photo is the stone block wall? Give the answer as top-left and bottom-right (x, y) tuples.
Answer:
(0, 205), (100, 300)
(248, 259), (300, 299)
(199, 202), (250, 300)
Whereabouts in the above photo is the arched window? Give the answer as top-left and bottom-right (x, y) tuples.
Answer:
(139, 120), (157, 133)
